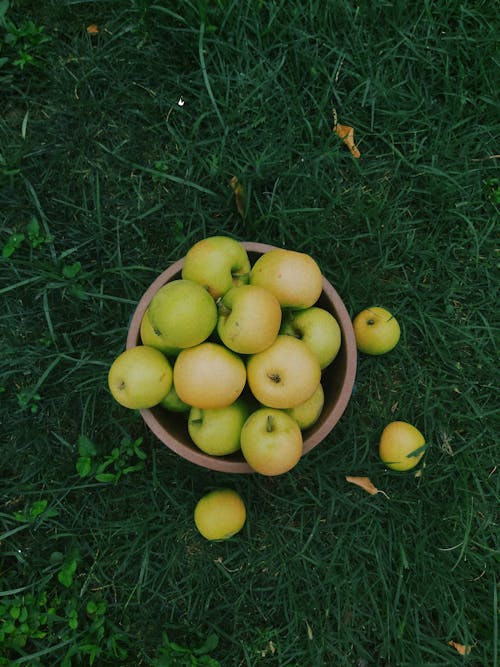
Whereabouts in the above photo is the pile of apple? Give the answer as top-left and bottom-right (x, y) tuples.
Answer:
(108, 236), (343, 476)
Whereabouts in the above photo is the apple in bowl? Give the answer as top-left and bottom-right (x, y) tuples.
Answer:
(125, 242), (357, 474)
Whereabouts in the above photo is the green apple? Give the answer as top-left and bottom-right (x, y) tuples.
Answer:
(188, 398), (251, 456)
(160, 382), (191, 412)
(240, 408), (303, 475)
(280, 307), (341, 369)
(146, 279), (217, 350)
(140, 307), (181, 356)
(173, 342), (247, 409)
(181, 236), (251, 299)
(217, 284), (282, 354)
(250, 248), (323, 309)
(353, 306), (400, 355)
(246, 335), (321, 409)
(285, 382), (324, 430)
(108, 345), (172, 409)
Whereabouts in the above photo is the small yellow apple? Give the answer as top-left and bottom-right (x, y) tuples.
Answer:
(240, 408), (303, 476)
(181, 236), (251, 299)
(379, 421), (426, 471)
(285, 383), (324, 430)
(250, 248), (323, 309)
(353, 306), (400, 355)
(108, 345), (172, 409)
(173, 342), (246, 409)
(246, 335), (321, 409)
(217, 284), (282, 354)
(188, 398), (251, 456)
(194, 489), (246, 540)
(281, 307), (341, 369)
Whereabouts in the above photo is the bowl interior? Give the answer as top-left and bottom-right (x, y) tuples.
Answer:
(126, 242), (357, 473)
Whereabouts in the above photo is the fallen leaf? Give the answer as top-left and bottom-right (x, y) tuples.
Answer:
(86, 24), (99, 35)
(230, 176), (245, 217)
(448, 640), (472, 655)
(346, 476), (389, 498)
(332, 110), (361, 158)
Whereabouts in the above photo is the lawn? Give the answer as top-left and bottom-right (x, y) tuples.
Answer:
(1, 1), (498, 665)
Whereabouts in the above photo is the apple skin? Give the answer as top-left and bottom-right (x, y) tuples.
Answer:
(217, 284), (282, 354)
(173, 342), (247, 409)
(108, 345), (172, 409)
(140, 307), (181, 356)
(353, 307), (400, 355)
(181, 236), (251, 299)
(146, 279), (217, 351)
(285, 383), (324, 430)
(250, 248), (323, 309)
(160, 382), (191, 412)
(246, 335), (321, 409)
(240, 408), (303, 476)
(379, 421), (426, 471)
(188, 397), (251, 456)
(280, 307), (341, 369)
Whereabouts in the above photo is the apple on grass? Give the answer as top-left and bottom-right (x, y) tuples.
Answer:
(285, 382), (324, 430)
(188, 398), (251, 456)
(145, 279), (217, 351)
(217, 284), (282, 354)
(280, 306), (341, 369)
(240, 408), (303, 476)
(181, 236), (251, 299)
(353, 307), (400, 355)
(250, 248), (323, 309)
(173, 342), (247, 409)
(108, 345), (172, 409)
(246, 335), (321, 409)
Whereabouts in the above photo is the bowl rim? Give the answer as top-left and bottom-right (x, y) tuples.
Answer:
(126, 241), (357, 473)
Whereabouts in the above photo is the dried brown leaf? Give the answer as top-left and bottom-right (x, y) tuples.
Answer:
(448, 640), (472, 656)
(346, 476), (389, 498)
(86, 24), (99, 35)
(334, 123), (361, 158)
(230, 176), (245, 217)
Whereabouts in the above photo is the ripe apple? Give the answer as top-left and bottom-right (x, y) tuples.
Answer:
(353, 306), (400, 355)
(194, 488), (246, 540)
(246, 335), (321, 409)
(140, 307), (181, 356)
(240, 408), (303, 475)
(181, 236), (251, 299)
(160, 382), (191, 412)
(250, 248), (323, 309)
(188, 397), (251, 456)
(173, 342), (246, 409)
(280, 306), (341, 369)
(285, 382), (324, 430)
(379, 421), (426, 471)
(108, 345), (172, 409)
(217, 284), (282, 354)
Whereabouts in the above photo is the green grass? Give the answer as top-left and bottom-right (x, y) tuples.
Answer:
(1, 0), (498, 664)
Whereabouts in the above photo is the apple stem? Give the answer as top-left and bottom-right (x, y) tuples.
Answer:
(367, 319), (375, 326)
(266, 415), (274, 432)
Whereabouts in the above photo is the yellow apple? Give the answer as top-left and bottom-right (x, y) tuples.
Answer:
(240, 408), (303, 476)
(188, 397), (251, 456)
(246, 335), (321, 409)
(217, 284), (282, 354)
(379, 421), (426, 471)
(285, 382), (324, 430)
(280, 306), (341, 369)
(353, 306), (400, 355)
(194, 489), (246, 540)
(108, 345), (172, 409)
(181, 236), (251, 299)
(146, 279), (217, 350)
(250, 248), (323, 309)
(173, 342), (246, 409)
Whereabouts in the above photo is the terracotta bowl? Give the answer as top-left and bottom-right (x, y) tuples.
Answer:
(126, 242), (357, 473)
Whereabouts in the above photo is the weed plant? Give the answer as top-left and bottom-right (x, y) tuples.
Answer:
(1, 1), (498, 665)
